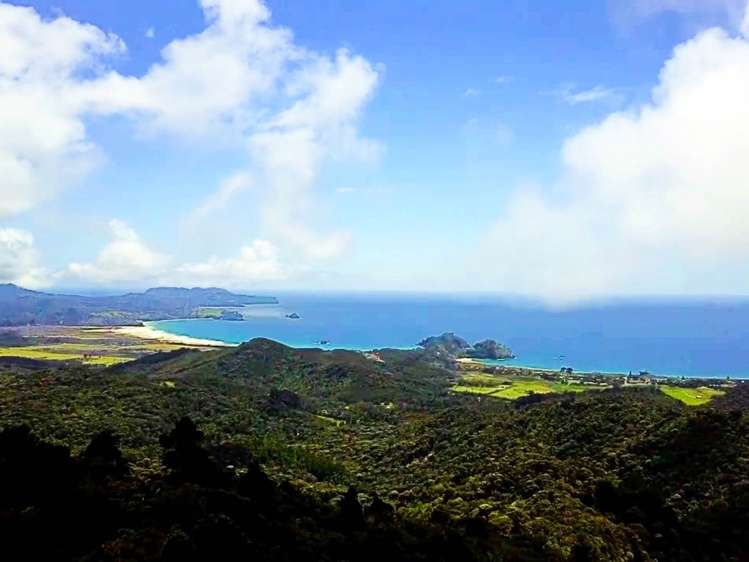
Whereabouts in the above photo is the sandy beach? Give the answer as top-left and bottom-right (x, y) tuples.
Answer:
(114, 324), (236, 348)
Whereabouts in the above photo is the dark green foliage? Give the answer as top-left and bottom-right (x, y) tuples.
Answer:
(82, 429), (130, 479)
(160, 417), (223, 485)
(0, 420), (540, 561)
(1, 342), (748, 560)
(340, 485), (365, 530)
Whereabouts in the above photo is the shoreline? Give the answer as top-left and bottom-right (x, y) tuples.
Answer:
(123, 323), (748, 381)
(114, 324), (237, 348)
(466, 358), (749, 382)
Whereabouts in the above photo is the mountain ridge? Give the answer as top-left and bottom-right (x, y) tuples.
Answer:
(0, 284), (278, 326)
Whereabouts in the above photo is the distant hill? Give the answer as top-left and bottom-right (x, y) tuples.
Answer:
(114, 338), (454, 408)
(0, 284), (277, 326)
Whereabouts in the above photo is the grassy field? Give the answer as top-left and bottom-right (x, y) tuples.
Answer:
(0, 346), (129, 366)
(453, 373), (597, 400)
(659, 385), (725, 406)
(0, 326), (213, 367)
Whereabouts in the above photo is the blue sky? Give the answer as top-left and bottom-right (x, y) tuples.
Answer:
(1, 0), (749, 304)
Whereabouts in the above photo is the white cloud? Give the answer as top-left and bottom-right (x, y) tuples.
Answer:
(249, 48), (380, 261)
(190, 171), (253, 220)
(0, 0), (381, 283)
(0, 3), (123, 218)
(81, 0), (294, 137)
(145, 27), (155, 39)
(555, 84), (619, 105)
(742, 2), (749, 35)
(463, 88), (481, 98)
(479, 25), (749, 305)
(67, 220), (169, 284)
(64, 220), (284, 288)
(494, 75), (512, 85)
(0, 228), (49, 288)
(176, 239), (285, 287)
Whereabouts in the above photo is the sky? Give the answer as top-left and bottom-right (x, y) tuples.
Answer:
(1, 0), (749, 305)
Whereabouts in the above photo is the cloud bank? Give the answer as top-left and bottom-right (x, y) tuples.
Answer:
(67, 220), (169, 284)
(481, 18), (749, 304)
(0, 229), (48, 289)
(0, 0), (380, 287)
(0, 3), (122, 218)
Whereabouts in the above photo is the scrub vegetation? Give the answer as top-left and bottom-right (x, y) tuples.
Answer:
(1, 339), (748, 560)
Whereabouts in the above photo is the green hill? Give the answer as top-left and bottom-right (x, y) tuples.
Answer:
(0, 340), (748, 560)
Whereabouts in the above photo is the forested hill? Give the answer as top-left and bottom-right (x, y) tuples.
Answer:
(0, 284), (277, 326)
(1, 339), (748, 560)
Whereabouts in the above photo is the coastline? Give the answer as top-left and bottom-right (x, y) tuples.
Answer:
(130, 320), (748, 381)
(467, 358), (749, 381)
(114, 324), (237, 348)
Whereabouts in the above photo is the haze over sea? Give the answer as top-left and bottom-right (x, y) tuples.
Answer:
(151, 294), (749, 379)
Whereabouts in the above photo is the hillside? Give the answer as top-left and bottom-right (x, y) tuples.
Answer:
(0, 340), (748, 560)
(0, 284), (277, 326)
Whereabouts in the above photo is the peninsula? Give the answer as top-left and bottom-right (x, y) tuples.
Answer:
(0, 284), (277, 326)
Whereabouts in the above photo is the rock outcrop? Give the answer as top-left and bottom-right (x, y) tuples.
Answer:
(418, 332), (514, 361)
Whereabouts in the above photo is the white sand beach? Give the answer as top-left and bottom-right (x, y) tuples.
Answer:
(115, 325), (236, 348)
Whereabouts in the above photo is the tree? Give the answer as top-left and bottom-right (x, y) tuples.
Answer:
(160, 417), (221, 485)
(82, 430), (129, 479)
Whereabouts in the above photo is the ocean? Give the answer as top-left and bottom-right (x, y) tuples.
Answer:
(151, 294), (749, 378)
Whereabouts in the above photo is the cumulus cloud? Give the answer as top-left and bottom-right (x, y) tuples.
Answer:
(176, 239), (285, 287)
(64, 220), (285, 288)
(480, 22), (749, 305)
(82, 0), (296, 137)
(249, 48), (380, 260)
(67, 220), (169, 284)
(0, 228), (48, 288)
(0, 3), (123, 218)
(0, 0), (380, 283)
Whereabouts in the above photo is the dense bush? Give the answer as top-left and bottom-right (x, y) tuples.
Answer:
(1, 342), (748, 560)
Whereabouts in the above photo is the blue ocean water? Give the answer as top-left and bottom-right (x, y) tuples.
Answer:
(151, 294), (749, 378)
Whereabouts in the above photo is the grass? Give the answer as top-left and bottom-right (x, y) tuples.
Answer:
(0, 325), (214, 368)
(453, 374), (600, 400)
(0, 347), (129, 366)
(491, 379), (556, 399)
(660, 385), (725, 406)
(452, 385), (509, 395)
(459, 373), (510, 387)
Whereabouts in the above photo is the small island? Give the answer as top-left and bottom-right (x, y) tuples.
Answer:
(286, 313), (301, 320)
(418, 332), (514, 360)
